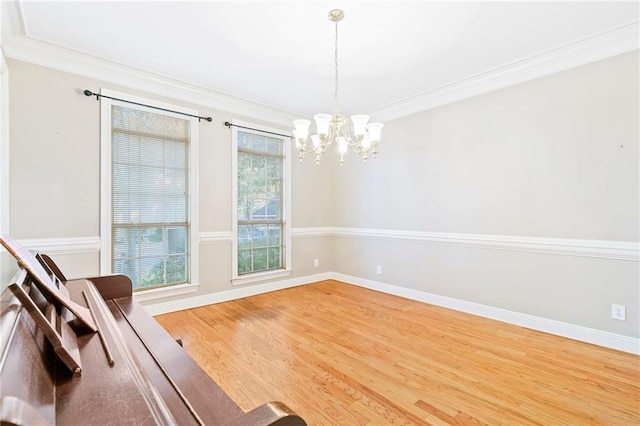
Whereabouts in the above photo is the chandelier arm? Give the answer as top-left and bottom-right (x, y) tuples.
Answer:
(298, 146), (315, 155)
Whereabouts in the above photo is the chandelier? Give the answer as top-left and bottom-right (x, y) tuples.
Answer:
(292, 9), (384, 166)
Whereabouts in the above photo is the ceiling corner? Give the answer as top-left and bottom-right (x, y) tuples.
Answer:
(369, 19), (639, 123)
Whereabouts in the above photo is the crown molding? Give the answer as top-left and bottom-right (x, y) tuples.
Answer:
(1, 1), (638, 127)
(0, 0), (298, 128)
(369, 20), (640, 122)
(1, 34), (298, 127)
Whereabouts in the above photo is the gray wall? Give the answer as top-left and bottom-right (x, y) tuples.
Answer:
(3, 50), (638, 339)
(5, 59), (334, 297)
(333, 50), (639, 338)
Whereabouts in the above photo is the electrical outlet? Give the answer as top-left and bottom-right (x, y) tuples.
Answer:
(611, 304), (626, 321)
(314, 258), (319, 267)
(376, 265), (382, 275)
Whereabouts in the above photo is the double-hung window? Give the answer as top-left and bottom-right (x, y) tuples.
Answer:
(100, 89), (199, 296)
(231, 120), (291, 284)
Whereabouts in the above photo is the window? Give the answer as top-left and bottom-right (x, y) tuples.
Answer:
(232, 120), (291, 284)
(100, 89), (198, 294)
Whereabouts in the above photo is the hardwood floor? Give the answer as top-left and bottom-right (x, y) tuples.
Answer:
(155, 280), (640, 425)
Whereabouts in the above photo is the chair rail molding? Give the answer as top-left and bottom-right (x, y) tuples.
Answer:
(291, 227), (334, 238)
(199, 231), (233, 245)
(13, 229), (639, 261)
(331, 227), (640, 262)
(16, 237), (101, 255)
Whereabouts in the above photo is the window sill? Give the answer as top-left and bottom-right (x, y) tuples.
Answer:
(133, 282), (200, 303)
(231, 269), (292, 286)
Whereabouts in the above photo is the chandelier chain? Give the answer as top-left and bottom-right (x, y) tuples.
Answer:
(333, 20), (339, 114)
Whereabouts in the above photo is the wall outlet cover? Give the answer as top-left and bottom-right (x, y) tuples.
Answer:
(611, 304), (626, 321)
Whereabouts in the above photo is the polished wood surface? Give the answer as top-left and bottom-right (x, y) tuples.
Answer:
(156, 280), (640, 425)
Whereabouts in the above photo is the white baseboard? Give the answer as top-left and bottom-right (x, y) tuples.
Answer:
(142, 272), (333, 316)
(332, 273), (640, 355)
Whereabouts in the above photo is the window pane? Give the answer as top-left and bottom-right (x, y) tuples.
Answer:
(138, 257), (165, 289)
(268, 247), (281, 269)
(266, 197), (280, 220)
(113, 106), (189, 141)
(166, 254), (187, 284)
(238, 225), (251, 249)
(251, 134), (267, 152)
(114, 259), (138, 285)
(113, 227), (138, 259)
(238, 131), (250, 149)
(252, 224), (268, 248)
(266, 137), (281, 154)
(268, 225), (281, 246)
(235, 127), (286, 276)
(253, 248), (268, 272)
(238, 249), (251, 274)
(167, 227), (187, 254)
(266, 157), (280, 178)
(139, 227), (164, 257)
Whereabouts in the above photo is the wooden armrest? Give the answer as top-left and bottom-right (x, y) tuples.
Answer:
(85, 275), (133, 299)
(229, 401), (306, 426)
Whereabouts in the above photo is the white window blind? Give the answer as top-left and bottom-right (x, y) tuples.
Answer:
(111, 105), (190, 290)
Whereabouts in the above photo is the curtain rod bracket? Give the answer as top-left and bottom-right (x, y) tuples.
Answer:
(84, 89), (99, 101)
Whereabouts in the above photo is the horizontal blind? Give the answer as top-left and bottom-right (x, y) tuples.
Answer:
(112, 105), (190, 290)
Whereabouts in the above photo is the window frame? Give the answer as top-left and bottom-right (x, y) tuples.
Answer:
(100, 88), (199, 300)
(231, 119), (292, 285)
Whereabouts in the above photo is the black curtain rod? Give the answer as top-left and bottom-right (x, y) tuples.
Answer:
(83, 90), (213, 122)
(224, 121), (292, 139)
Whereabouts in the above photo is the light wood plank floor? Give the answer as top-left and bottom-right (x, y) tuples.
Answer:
(156, 280), (640, 425)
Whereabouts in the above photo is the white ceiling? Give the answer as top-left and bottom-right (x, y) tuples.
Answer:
(4, 1), (640, 121)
